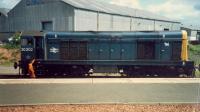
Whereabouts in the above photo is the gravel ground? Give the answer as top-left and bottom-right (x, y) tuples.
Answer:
(0, 104), (200, 112)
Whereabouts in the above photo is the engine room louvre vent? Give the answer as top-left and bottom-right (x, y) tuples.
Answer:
(60, 41), (87, 60)
(137, 41), (155, 60)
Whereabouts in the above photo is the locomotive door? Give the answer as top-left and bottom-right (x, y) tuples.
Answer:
(110, 42), (121, 60)
(160, 41), (171, 60)
(99, 42), (109, 60)
(171, 42), (181, 60)
(34, 36), (44, 59)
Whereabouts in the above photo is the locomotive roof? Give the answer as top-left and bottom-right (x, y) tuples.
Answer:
(45, 31), (183, 39)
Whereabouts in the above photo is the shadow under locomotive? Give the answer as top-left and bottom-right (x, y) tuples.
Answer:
(14, 31), (198, 78)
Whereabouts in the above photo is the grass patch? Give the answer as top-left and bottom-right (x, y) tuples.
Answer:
(1, 44), (20, 49)
(189, 44), (200, 65)
(195, 70), (200, 78)
(0, 61), (13, 67)
(189, 44), (200, 78)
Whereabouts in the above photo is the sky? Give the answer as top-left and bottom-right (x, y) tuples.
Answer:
(0, 0), (20, 9)
(0, 0), (200, 28)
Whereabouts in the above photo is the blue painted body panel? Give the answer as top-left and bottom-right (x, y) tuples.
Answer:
(19, 31), (196, 76)
(20, 31), (184, 67)
(47, 39), (60, 59)
(44, 31), (182, 62)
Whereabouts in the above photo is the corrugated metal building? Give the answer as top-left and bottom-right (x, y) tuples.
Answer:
(0, 0), (181, 33)
(181, 25), (200, 41)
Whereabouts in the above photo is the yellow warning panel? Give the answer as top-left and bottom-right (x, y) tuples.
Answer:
(181, 30), (188, 61)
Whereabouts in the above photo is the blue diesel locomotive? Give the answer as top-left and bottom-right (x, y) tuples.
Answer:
(15, 31), (195, 77)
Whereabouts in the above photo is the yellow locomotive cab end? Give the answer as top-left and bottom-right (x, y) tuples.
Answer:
(181, 30), (188, 61)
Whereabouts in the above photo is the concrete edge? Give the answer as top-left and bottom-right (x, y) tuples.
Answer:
(0, 102), (200, 107)
(0, 78), (200, 84)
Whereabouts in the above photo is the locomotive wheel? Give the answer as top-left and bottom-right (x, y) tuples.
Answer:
(186, 69), (195, 78)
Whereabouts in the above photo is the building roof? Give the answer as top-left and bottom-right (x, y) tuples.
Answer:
(181, 24), (200, 31)
(0, 0), (20, 16)
(62, 0), (179, 23)
(0, 0), (178, 23)
(0, 8), (10, 16)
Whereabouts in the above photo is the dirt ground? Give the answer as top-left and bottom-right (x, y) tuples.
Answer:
(0, 104), (200, 112)
(0, 47), (20, 65)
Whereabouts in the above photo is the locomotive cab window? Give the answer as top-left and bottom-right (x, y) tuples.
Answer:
(21, 38), (33, 46)
(21, 39), (28, 46)
(137, 41), (155, 59)
(28, 39), (33, 45)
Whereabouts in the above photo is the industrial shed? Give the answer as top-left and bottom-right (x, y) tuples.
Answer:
(181, 25), (200, 41)
(0, 0), (181, 33)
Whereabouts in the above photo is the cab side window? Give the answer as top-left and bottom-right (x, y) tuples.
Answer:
(21, 38), (33, 46)
(21, 39), (28, 46)
(27, 39), (33, 45)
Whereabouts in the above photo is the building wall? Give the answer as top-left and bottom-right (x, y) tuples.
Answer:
(1, 0), (74, 32)
(0, 0), (181, 33)
(0, 33), (14, 41)
(74, 10), (98, 31)
(190, 30), (198, 41)
(0, 15), (6, 32)
(98, 13), (113, 31)
(197, 31), (200, 41)
(132, 18), (155, 31)
(171, 23), (181, 30)
(112, 15), (131, 31)
(74, 9), (180, 32)
(181, 27), (199, 41)
(155, 21), (181, 31)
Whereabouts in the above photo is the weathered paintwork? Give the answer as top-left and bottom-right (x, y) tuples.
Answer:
(19, 31), (195, 77)
(45, 31), (182, 61)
